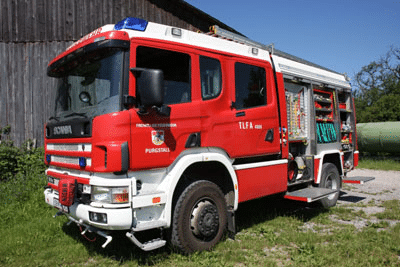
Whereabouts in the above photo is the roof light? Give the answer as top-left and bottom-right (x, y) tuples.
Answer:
(114, 17), (148, 31)
(94, 36), (106, 42)
(171, 28), (182, 37)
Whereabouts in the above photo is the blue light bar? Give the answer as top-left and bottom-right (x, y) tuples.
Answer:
(114, 17), (148, 31)
(79, 157), (87, 168)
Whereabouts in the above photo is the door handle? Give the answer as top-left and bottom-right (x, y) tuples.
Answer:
(236, 111), (245, 117)
(265, 129), (274, 142)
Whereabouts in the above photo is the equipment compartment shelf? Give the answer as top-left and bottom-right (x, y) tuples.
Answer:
(314, 90), (334, 121)
(315, 108), (332, 112)
(314, 97), (332, 104)
(316, 118), (334, 122)
(314, 89), (337, 144)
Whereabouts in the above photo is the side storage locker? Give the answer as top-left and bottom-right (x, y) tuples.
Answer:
(338, 89), (356, 172)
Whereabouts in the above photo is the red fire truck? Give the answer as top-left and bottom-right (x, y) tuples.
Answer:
(44, 17), (371, 253)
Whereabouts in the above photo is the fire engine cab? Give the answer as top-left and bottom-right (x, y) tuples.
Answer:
(44, 17), (371, 253)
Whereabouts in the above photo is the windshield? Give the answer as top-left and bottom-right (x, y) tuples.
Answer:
(51, 48), (124, 119)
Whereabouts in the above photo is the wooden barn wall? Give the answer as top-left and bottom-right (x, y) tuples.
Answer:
(1, 0), (216, 43)
(0, 42), (73, 147)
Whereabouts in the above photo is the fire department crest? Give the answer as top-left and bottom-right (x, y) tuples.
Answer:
(151, 130), (164, 146)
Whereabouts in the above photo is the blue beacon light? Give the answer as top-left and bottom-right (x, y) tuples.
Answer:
(114, 17), (148, 31)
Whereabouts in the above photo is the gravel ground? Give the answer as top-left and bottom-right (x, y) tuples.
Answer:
(340, 168), (400, 204)
(334, 168), (400, 229)
(299, 168), (400, 233)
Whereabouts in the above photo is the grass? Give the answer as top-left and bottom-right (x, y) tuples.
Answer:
(1, 178), (400, 267)
(1, 152), (399, 266)
(358, 156), (400, 171)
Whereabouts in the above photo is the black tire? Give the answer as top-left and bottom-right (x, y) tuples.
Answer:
(318, 163), (340, 208)
(171, 180), (227, 254)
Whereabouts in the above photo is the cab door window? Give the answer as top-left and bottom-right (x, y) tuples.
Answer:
(136, 46), (191, 104)
(234, 62), (266, 109)
(200, 56), (222, 100)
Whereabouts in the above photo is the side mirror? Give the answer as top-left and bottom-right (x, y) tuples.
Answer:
(131, 68), (164, 108)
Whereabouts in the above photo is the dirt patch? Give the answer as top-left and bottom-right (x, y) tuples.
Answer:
(341, 168), (400, 203)
(335, 168), (400, 230)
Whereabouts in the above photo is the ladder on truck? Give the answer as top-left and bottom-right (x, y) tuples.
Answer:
(208, 25), (375, 204)
(209, 25), (338, 73)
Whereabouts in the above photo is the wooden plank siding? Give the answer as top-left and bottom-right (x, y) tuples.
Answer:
(1, 0), (238, 43)
(0, 0), (240, 147)
(0, 42), (73, 146)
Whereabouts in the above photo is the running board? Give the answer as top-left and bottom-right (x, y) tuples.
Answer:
(343, 176), (375, 184)
(284, 188), (336, 203)
(126, 232), (166, 251)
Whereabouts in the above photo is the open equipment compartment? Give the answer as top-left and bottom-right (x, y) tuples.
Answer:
(285, 81), (309, 142)
(338, 89), (356, 172)
(314, 89), (337, 144)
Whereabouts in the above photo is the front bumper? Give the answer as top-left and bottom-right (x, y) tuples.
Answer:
(44, 188), (132, 230)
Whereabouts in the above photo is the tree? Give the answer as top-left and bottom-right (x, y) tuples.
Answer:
(354, 46), (400, 123)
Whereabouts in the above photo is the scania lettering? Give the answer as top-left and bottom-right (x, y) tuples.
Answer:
(53, 125), (73, 135)
(44, 17), (373, 253)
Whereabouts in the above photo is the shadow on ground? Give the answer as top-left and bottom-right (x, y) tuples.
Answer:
(61, 194), (330, 265)
(338, 191), (366, 203)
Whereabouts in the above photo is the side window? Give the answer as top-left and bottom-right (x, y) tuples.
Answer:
(200, 56), (222, 100)
(234, 62), (266, 109)
(136, 46), (191, 105)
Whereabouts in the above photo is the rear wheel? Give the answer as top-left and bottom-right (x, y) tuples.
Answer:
(318, 163), (340, 208)
(171, 180), (227, 254)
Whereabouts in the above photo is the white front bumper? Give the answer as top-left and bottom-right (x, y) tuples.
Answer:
(44, 188), (132, 230)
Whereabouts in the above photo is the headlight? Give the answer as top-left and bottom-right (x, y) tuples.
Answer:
(47, 176), (59, 186)
(91, 186), (129, 204)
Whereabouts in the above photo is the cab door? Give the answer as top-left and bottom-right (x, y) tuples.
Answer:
(230, 60), (280, 158)
(129, 44), (200, 170)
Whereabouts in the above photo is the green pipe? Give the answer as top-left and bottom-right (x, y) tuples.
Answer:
(357, 122), (400, 153)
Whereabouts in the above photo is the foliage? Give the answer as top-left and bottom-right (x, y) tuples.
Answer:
(0, 140), (45, 182)
(0, 123), (45, 181)
(0, 144), (21, 181)
(358, 156), (400, 171)
(354, 46), (400, 123)
(16, 140), (46, 178)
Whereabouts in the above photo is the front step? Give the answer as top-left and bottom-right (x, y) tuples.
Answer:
(284, 187), (336, 203)
(126, 232), (166, 251)
(343, 176), (375, 184)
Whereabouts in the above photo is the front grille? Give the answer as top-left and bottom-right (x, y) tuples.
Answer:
(47, 143), (92, 152)
(50, 155), (92, 167)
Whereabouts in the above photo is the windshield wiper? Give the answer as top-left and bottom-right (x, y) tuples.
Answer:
(96, 96), (113, 105)
(49, 116), (60, 122)
(64, 112), (88, 118)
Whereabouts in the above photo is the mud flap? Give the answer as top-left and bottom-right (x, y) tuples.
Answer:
(227, 207), (235, 240)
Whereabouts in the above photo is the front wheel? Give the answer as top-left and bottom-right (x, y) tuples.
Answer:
(318, 163), (340, 208)
(171, 180), (227, 254)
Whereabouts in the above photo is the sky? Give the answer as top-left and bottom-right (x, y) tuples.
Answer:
(185, 0), (399, 85)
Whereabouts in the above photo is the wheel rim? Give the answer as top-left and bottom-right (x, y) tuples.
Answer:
(326, 172), (338, 200)
(190, 198), (220, 241)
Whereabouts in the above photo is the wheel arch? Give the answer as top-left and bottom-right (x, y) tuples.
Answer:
(161, 148), (238, 228)
(172, 160), (236, 211)
(315, 150), (343, 184)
